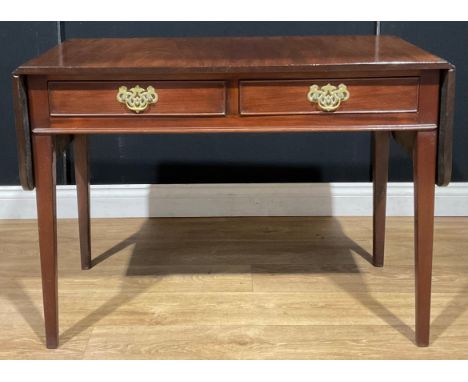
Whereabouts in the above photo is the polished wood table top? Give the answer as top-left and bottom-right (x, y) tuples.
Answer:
(15, 35), (450, 75)
(12, 35), (455, 350)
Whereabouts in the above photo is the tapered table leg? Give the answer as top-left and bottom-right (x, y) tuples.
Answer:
(413, 130), (437, 347)
(372, 131), (390, 267)
(74, 135), (92, 270)
(33, 134), (58, 349)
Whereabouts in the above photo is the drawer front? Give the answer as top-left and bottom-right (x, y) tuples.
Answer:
(239, 77), (420, 115)
(48, 81), (226, 116)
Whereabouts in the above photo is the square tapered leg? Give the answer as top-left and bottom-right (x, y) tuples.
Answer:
(372, 131), (390, 267)
(33, 134), (58, 349)
(74, 135), (92, 270)
(413, 130), (437, 347)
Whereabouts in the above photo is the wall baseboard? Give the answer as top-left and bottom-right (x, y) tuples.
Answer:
(0, 182), (467, 219)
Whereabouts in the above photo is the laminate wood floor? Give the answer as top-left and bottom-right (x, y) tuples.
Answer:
(0, 217), (467, 359)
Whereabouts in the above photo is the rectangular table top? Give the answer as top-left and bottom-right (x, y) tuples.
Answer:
(12, 35), (455, 189)
(14, 35), (450, 76)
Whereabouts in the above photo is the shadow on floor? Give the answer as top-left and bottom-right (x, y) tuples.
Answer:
(58, 186), (417, 346)
(8, 172), (464, 348)
(4, 279), (45, 344)
(430, 281), (468, 342)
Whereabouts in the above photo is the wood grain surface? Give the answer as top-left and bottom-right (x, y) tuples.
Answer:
(240, 78), (419, 115)
(12, 75), (34, 190)
(13, 37), (452, 194)
(14, 36), (450, 76)
(32, 71), (439, 135)
(0, 217), (467, 359)
(49, 81), (226, 116)
(437, 65), (456, 186)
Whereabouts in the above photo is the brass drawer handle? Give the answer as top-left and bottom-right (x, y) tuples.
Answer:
(307, 83), (350, 112)
(117, 85), (158, 113)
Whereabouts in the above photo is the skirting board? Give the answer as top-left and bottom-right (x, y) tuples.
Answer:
(0, 182), (467, 219)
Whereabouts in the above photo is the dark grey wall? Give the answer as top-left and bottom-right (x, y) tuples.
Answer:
(1, 22), (467, 185)
(0, 22), (58, 185)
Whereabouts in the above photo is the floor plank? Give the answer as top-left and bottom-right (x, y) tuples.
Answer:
(0, 217), (467, 359)
(83, 325), (468, 360)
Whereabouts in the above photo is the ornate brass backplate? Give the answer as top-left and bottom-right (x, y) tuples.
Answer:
(117, 85), (158, 113)
(307, 83), (350, 112)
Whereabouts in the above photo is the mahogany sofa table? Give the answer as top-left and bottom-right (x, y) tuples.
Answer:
(12, 36), (455, 349)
